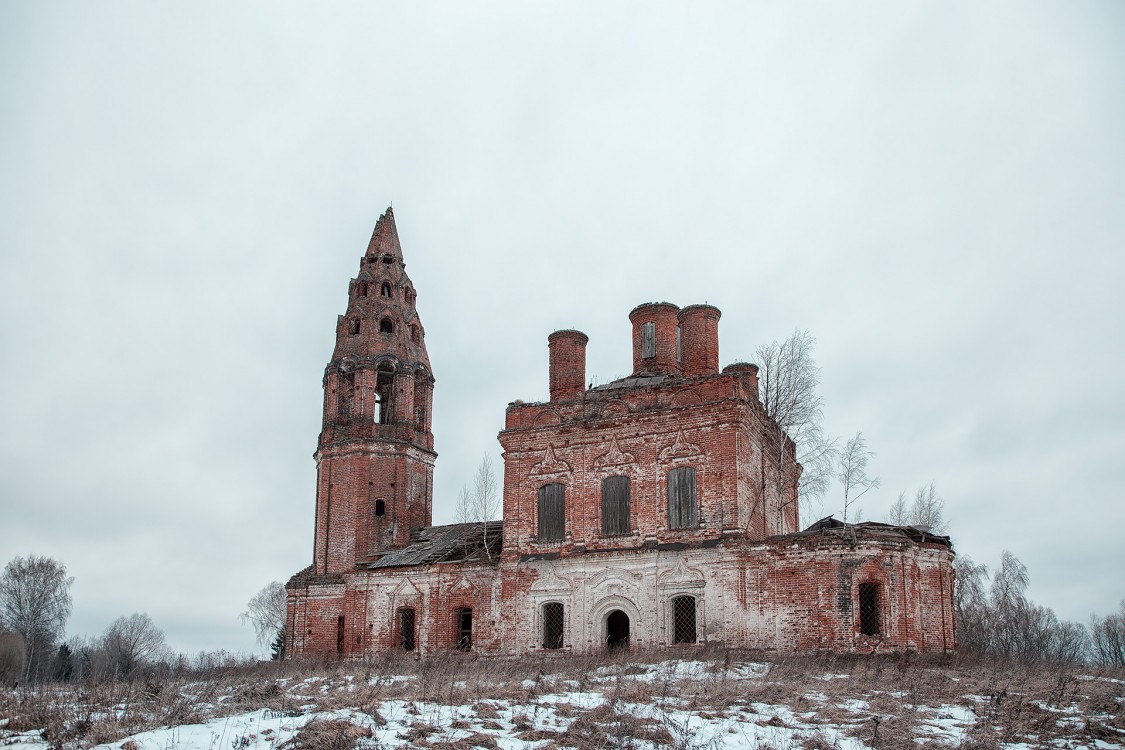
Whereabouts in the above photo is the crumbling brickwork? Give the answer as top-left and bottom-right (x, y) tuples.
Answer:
(286, 209), (956, 658)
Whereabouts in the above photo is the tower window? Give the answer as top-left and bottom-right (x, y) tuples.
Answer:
(338, 371), (355, 423)
(380, 318), (393, 334)
(375, 369), (394, 424)
(410, 324), (420, 343)
(859, 583), (881, 636)
(350, 318), (361, 335)
(381, 253), (394, 264)
(375, 499), (386, 517)
(601, 475), (631, 536)
(398, 608), (415, 651)
(455, 607), (473, 651)
(357, 281), (368, 297)
(537, 484), (565, 542)
(668, 467), (698, 529)
(381, 282), (392, 297)
(542, 602), (564, 649)
(672, 595), (698, 644)
(641, 322), (656, 359)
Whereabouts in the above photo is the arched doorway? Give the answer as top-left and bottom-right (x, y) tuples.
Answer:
(606, 609), (630, 651)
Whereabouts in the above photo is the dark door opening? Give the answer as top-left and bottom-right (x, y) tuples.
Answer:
(606, 609), (630, 651)
(456, 607), (473, 651)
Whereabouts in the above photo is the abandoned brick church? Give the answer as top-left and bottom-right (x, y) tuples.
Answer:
(284, 208), (956, 657)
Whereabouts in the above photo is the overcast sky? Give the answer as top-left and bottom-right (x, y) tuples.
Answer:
(2, 2), (1123, 656)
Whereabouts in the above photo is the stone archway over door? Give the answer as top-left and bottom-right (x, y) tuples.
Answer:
(606, 609), (630, 650)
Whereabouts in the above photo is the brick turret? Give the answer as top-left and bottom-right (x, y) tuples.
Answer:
(314, 207), (437, 575)
(629, 302), (682, 376)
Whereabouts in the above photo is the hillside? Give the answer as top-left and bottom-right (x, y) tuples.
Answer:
(1, 653), (1122, 749)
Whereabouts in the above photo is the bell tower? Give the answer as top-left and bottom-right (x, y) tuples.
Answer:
(312, 207), (436, 574)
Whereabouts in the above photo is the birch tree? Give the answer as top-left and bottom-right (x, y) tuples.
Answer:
(837, 431), (880, 523)
(456, 454), (501, 560)
(755, 329), (836, 532)
(0, 556), (73, 681)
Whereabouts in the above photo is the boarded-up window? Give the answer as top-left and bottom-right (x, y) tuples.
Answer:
(676, 325), (682, 363)
(542, 602), (564, 649)
(641, 322), (656, 359)
(859, 583), (880, 636)
(601, 475), (631, 536)
(668, 467), (698, 529)
(456, 608), (473, 651)
(537, 484), (565, 542)
(398, 608), (415, 651)
(672, 595), (697, 644)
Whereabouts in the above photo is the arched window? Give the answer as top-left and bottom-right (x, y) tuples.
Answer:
(542, 602), (564, 649)
(380, 282), (392, 297)
(601, 476), (630, 536)
(668, 467), (698, 529)
(398, 608), (415, 651)
(337, 371), (355, 423)
(375, 367), (394, 424)
(537, 484), (565, 542)
(858, 583), (881, 636)
(455, 607), (473, 651)
(671, 595), (697, 644)
(380, 318), (393, 334)
(375, 499), (386, 517)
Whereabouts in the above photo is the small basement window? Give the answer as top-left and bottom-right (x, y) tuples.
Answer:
(858, 583), (881, 636)
(380, 318), (393, 334)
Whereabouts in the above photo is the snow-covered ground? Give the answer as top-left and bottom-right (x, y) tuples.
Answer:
(2, 658), (1122, 749)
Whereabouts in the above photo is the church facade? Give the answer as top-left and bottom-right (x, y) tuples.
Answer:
(284, 209), (956, 657)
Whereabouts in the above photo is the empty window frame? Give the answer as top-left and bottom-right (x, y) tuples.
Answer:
(537, 483), (565, 542)
(668, 467), (698, 529)
(641, 322), (656, 359)
(375, 499), (386, 517)
(357, 281), (368, 297)
(542, 602), (564, 649)
(380, 318), (393, 334)
(375, 368), (394, 424)
(350, 318), (361, 335)
(398, 608), (416, 651)
(380, 282), (392, 297)
(671, 595), (697, 644)
(455, 607), (473, 651)
(858, 583), (881, 636)
(601, 475), (631, 536)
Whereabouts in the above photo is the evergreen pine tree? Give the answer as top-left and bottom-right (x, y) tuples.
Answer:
(270, 627), (285, 661)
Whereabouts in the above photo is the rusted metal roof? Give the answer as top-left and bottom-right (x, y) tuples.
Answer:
(802, 516), (953, 548)
(361, 521), (503, 569)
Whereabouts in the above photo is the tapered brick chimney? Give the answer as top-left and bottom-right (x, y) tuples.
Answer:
(678, 304), (721, 377)
(628, 302), (681, 376)
(548, 329), (588, 402)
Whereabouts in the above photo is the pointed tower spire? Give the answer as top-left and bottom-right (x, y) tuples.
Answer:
(366, 206), (404, 262)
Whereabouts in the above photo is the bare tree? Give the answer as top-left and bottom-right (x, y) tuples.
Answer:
(102, 612), (168, 677)
(0, 555), (74, 682)
(837, 431), (879, 523)
(1090, 601), (1125, 667)
(886, 482), (948, 534)
(240, 581), (287, 653)
(456, 453), (501, 560)
(755, 329), (836, 533)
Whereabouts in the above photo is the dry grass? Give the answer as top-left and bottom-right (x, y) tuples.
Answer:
(0, 651), (1121, 749)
